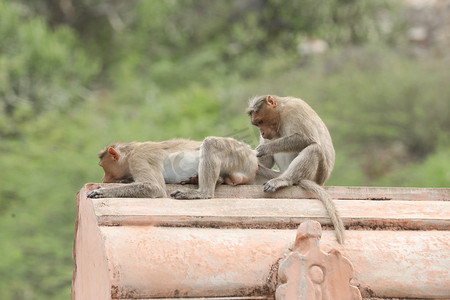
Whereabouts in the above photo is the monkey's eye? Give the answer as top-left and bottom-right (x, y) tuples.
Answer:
(258, 120), (263, 125)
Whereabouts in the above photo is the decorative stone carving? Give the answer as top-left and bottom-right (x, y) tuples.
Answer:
(276, 221), (362, 300)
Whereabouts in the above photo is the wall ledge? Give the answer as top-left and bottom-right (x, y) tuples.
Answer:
(72, 184), (450, 299)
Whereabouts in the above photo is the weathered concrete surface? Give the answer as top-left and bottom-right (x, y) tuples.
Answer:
(71, 186), (110, 300)
(166, 184), (450, 201)
(93, 196), (450, 230)
(99, 227), (450, 299)
(72, 184), (450, 299)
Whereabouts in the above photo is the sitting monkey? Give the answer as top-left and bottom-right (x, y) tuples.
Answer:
(247, 95), (345, 244)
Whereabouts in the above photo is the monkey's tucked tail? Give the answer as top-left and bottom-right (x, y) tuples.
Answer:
(298, 179), (345, 244)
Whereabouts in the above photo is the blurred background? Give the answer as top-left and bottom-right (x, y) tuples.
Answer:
(0, 0), (449, 298)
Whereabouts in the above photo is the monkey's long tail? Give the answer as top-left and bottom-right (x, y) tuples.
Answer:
(298, 179), (345, 244)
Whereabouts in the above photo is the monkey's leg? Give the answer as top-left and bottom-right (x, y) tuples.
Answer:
(171, 137), (222, 199)
(263, 144), (345, 243)
(264, 144), (321, 192)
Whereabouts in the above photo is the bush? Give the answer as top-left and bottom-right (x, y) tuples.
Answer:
(107, 0), (402, 90)
(0, 0), (99, 137)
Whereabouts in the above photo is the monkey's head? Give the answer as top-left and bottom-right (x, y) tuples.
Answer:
(247, 95), (280, 140)
(98, 145), (131, 183)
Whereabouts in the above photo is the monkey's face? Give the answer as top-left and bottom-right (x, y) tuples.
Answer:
(250, 105), (280, 140)
(99, 155), (129, 183)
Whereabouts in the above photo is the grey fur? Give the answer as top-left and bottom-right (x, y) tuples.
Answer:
(248, 95), (345, 244)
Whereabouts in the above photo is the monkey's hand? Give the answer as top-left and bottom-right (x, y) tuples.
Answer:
(264, 178), (291, 193)
(87, 188), (105, 198)
(255, 144), (271, 157)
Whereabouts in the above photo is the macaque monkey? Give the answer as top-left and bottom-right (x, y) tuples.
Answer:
(247, 95), (345, 244)
(87, 139), (201, 198)
(88, 137), (271, 199)
(170, 137), (259, 199)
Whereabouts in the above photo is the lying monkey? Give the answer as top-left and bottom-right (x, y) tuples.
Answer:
(88, 137), (277, 199)
(247, 95), (345, 244)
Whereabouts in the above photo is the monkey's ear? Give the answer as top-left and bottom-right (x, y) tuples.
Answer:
(266, 95), (277, 108)
(108, 147), (120, 161)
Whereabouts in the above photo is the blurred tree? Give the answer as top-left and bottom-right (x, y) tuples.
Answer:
(0, 1), (448, 298)
(16, 1), (401, 82)
(98, 0), (401, 92)
(0, 0), (99, 137)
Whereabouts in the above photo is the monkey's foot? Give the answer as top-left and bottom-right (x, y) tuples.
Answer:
(180, 175), (199, 185)
(170, 189), (212, 200)
(264, 178), (291, 193)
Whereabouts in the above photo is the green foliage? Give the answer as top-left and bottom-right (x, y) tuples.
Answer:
(377, 145), (450, 187)
(0, 1), (449, 299)
(0, 96), (112, 299)
(0, 0), (99, 137)
(106, 0), (401, 90)
(310, 48), (450, 157)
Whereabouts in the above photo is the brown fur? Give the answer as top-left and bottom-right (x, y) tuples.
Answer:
(247, 95), (345, 244)
(89, 139), (202, 198)
(170, 137), (259, 199)
(88, 137), (272, 199)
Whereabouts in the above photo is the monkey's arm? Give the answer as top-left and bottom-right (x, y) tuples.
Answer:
(89, 159), (167, 198)
(87, 181), (166, 198)
(256, 133), (315, 157)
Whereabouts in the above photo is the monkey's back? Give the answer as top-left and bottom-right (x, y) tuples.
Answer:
(279, 97), (335, 175)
